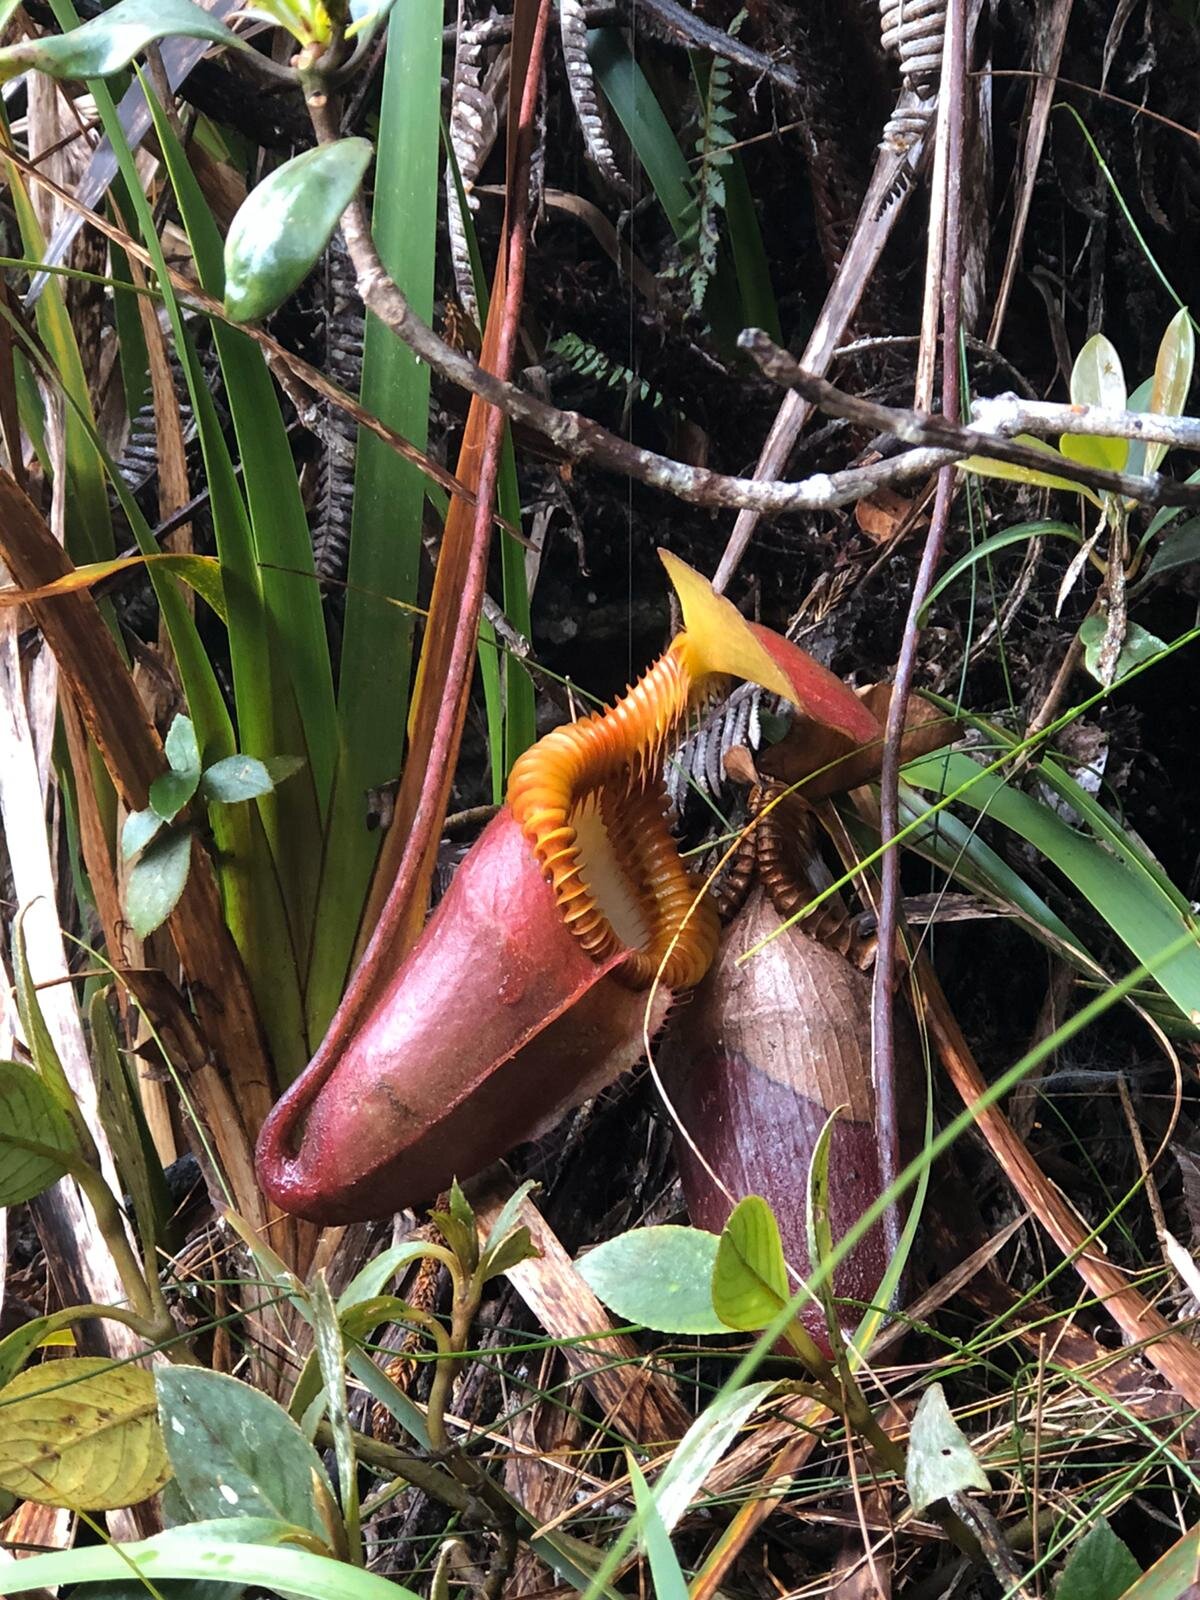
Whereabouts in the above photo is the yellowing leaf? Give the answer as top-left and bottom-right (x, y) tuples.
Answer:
(0, 1357), (170, 1509)
(957, 436), (1104, 508)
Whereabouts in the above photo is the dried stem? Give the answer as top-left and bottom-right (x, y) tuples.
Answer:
(871, 0), (967, 1254)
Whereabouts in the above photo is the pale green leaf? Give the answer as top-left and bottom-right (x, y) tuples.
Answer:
(120, 806), (164, 861)
(199, 755), (277, 805)
(124, 826), (193, 937)
(905, 1383), (989, 1511)
(652, 1381), (775, 1532)
(577, 1226), (726, 1335)
(1080, 615), (1168, 686)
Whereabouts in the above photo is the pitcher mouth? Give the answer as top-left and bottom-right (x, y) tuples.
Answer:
(507, 638), (721, 991)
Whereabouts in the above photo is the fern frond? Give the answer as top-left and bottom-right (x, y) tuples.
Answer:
(549, 332), (665, 410)
(679, 27), (741, 313)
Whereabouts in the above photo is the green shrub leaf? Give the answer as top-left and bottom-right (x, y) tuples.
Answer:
(576, 1225), (726, 1335)
(0, 1357), (170, 1510)
(1056, 1518), (1141, 1600)
(0, 1058), (79, 1206)
(125, 826), (194, 937)
(121, 806), (164, 861)
(156, 1367), (335, 1538)
(711, 1196), (790, 1331)
(224, 140), (374, 324)
(0, 0), (243, 85)
(200, 755), (278, 805)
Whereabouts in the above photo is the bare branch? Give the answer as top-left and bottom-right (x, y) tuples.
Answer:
(741, 331), (1200, 509)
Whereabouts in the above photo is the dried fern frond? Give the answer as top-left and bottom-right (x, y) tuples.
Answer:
(446, 13), (510, 322)
(559, 0), (631, 197)
(665, 681), (767, 811)
(309, 237), (363, 585)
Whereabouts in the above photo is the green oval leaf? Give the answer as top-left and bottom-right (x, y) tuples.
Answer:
(0, 1357), (170, 1510)
(0, 1058), (79, 1206)
(1056, 1519), (1141, 1600)
(199, 755), (277, 804)
(0, 0), (243, 85)
(224, 140), (374, 324)
(1144, 516), (1200, 585)
(905, 1382), (989, 1512)
(121, 806), (165, 861)
(576, 1226), (725, 1335)
(124, 826), (194, 937)
(155, 1367), (335, 1538)
(711, 1196), (789, 1332)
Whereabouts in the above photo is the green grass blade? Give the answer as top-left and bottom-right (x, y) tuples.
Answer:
(305, 0), (442, 1037)
(0, 113), (113, 562)
(904, 749), (1200, 1023)
(586, 27), (740, 350)
(142, 85), (332, 983)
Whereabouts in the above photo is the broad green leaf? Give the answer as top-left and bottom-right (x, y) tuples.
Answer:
(0, 1058), (79, 1205)
(652, 1381), (775, 1532)
(0, 0), (242, 83)
(200, 755), (278, 805)
(430, 1177), (479, 1274)
(1056, 1518), (1141, 1600)
(712, 1197), (790, 1331)
(164, 712), (200, 776)
(224, 140), (374, 324)
(0, 1519), (422, 1598)
(155, 1366), (335, 1538)
(124, 826), (193, 937)
(120, 807), (164, 861)
(958, 436), (1103, 507)
(1146, 306), (1195, 473)
(1114, 1522), (1197, 1599)
(904, 1383), (989, 1512)
(904, 749), (1200, 1026)
(577, 1226), (726, 1335)
(0, 1357), (169, 1509)
(1061, 333), (1128, 472)
(1080, 615), (1167, 686)
(1143, 516), (1200, 585)
(626, 1454), (689, 1600)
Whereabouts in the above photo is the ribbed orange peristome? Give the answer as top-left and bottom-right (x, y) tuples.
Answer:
(507, 639), (721, 990)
